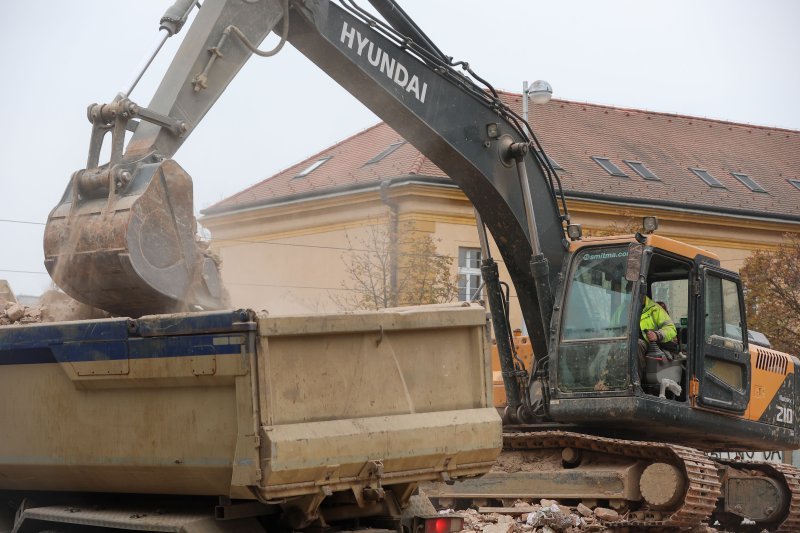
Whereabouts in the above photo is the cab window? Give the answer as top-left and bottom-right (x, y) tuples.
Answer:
(704, 275), (744, 342)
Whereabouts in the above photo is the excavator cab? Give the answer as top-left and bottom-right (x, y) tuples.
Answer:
(554, 243), (636, 393)
(554, 237), (698, 398)
(546, 233), (797, 451)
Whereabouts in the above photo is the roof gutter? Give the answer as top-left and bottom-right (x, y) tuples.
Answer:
(564, 190), (800, 225)
(201, 177), (800, 227)
(201, 175), (455, 219)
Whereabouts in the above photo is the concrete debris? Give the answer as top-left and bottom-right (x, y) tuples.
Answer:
(576, 503), (593, 518)
(0, 290), (109, 326)
(483, 514), (515, 533)
(525, 503), (579, 530)
(592, 508), (619, 521)
(5, 303), (25, 322)
(448, 499), (733, 533)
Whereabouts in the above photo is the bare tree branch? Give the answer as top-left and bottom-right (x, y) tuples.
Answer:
(333, 219), (456, 311)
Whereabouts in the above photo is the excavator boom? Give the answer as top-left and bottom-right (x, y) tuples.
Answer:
(44, 0), (568, 337)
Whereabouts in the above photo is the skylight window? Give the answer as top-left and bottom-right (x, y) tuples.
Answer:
(731, 172), (766, 193)
(365, 141), (405, 165)
(789, 179), (800, 191)
(591, 157), (628, 178)
(538, 152), (563, 171)
(689, 167), (726, 189)
(624, 160), (659, 181)
(294, 156), (331, 178)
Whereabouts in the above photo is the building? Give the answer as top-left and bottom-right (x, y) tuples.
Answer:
(200, 93), (800, 328)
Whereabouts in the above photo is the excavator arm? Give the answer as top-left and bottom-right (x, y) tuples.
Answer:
(287, 1), (569, 354)
(45, 0), (569, 363)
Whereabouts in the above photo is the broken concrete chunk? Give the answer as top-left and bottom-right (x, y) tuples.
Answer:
(482, 521), (514, 533)
(594, 507), (620, 521)
(5, 303), (24, 322)
(576, 503), (593, 517)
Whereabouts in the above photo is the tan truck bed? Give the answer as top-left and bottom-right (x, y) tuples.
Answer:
(0, 303), (501, 513)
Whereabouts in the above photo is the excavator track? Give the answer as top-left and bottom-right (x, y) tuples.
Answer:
(770, 462), (800, 533)
(712, 459), (800, 532)
(502, 431), (722, 529)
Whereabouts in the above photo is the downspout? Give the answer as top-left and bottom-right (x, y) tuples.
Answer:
(380, 180), (398, 307)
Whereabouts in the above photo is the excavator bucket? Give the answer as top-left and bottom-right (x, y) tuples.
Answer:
(44, 157), (226, 317)
(40, 0), (287, 317)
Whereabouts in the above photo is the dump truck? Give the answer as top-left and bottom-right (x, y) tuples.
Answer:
(29, 0), (800, 530)
(0, 303), (501, 532)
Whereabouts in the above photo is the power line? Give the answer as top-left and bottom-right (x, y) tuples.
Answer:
(0, 269), (49, 275)
(0, 218), (45, 226)
(226, 281), (353, 292)
(0, 217), (487, 262)
(212, 235), (501, 263)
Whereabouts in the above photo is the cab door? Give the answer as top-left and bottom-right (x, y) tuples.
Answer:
(696, 267), (751, 413)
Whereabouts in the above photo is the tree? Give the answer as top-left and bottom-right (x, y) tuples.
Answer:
(332, 219), (457, 311)
(740, 233), (800, 355)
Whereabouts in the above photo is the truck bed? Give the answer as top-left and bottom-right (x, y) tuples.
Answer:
(0, 303), (500, 507)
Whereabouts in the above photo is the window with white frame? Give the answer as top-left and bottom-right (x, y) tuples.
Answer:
(458, 247), (482, 301)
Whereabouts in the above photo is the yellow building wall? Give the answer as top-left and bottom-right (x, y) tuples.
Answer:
(205, 191), (393, 314)
(203, 185), (798, 331)
(214, 229), (361, 313)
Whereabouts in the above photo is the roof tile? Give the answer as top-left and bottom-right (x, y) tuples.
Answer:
(204, 94), (800, 221)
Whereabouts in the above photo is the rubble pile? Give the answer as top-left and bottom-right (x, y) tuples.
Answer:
(0, 290), (108, 325)
(0, 301), (42, 325)
(445, 499), (724, 533)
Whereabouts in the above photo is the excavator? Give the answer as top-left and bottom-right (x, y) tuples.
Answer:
(43, 0), (800, 530)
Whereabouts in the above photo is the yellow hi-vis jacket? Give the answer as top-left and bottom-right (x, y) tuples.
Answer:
(640, 296), (677, 343)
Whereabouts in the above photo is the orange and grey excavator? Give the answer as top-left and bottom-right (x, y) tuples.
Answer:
(44, 0), (800, 529)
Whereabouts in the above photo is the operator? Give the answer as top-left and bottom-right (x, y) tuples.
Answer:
(638, 296), (678, 376)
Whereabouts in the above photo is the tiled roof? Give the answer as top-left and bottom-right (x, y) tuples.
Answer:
(203, 93), (800, 221)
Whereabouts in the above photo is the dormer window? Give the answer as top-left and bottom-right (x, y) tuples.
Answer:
(538, 152), (563, 171)
(365, 142), (405, 165)
(591, 157), (628, 178)
(689, 167), (726, 189)
(731, 172), (766, 193)
(294, 157), (331, 178)
(624, 160), (659, 181)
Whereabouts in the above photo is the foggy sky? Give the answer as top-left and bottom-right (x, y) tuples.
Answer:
(1, 0), (798, 297)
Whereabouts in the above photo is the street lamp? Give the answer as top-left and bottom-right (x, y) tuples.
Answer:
(522, 80), (553, 135)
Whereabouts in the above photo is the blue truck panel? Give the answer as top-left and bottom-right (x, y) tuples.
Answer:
(0, 309), (256, 366)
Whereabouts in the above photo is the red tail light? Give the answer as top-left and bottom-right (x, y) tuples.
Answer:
(424, 516), (463, 533)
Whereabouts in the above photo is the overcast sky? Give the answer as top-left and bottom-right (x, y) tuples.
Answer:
(1, 0), (798, 297)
